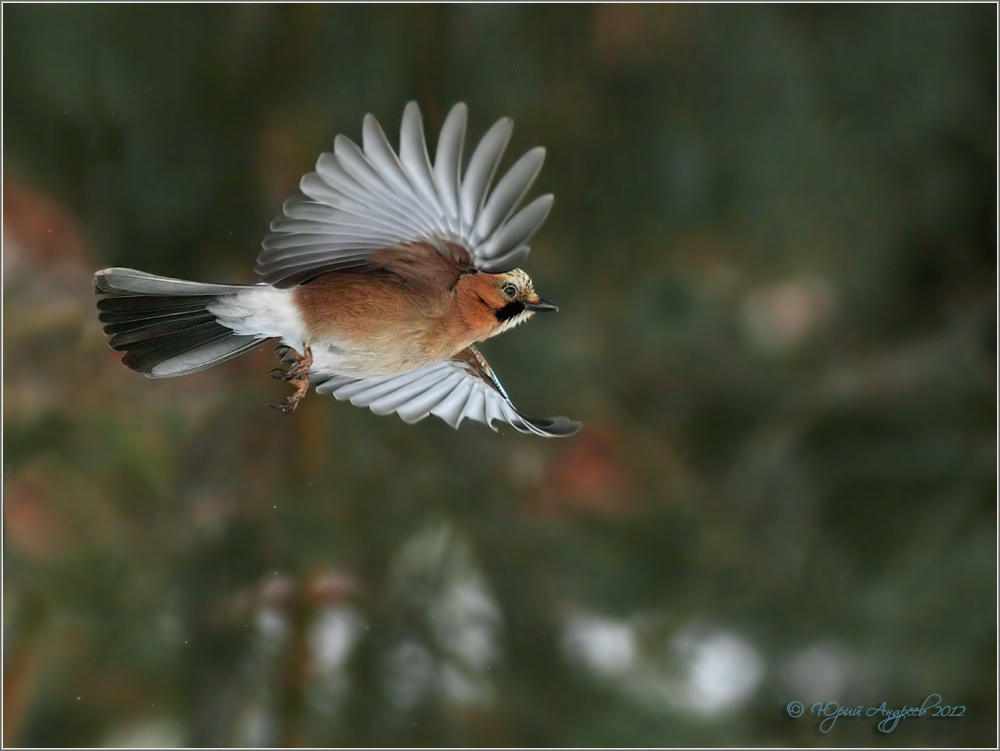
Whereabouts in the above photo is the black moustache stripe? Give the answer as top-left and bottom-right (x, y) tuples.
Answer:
(495, 300), (525, 322)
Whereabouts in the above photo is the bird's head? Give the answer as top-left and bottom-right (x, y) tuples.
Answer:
(477, 268), (559, 338)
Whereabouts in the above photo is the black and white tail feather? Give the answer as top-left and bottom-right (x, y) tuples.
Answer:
(94, 102), (580, 437)
(94, 268), (265, 378)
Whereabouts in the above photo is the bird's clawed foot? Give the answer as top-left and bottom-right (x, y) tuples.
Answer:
(274, 344), (295, 365)
(269, 345), (313, 413)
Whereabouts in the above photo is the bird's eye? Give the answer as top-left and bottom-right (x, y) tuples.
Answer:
(501, 282), (518, 300)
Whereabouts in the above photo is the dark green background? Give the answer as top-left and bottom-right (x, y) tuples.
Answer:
(3, 4), (996, 747)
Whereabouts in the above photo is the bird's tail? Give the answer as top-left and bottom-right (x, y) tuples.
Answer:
(94, 267), (266, 378)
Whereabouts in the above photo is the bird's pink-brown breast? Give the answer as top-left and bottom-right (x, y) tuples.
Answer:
(292, 251), (505, 376)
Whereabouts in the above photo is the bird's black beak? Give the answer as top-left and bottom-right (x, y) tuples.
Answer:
(525, 297), (559, 314)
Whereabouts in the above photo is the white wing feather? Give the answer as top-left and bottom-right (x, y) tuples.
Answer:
(312, 352), (580, 438)
(256, 102), (552, 288)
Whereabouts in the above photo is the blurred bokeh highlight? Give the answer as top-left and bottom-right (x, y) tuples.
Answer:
(3, 4), (996, 747)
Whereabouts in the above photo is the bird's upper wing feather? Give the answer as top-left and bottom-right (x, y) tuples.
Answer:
(256, 102), (553, 288)
(312, 345), (580, 438)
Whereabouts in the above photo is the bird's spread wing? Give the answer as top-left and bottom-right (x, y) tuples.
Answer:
(257, 102), (553, 288)
(312, 345), (580, 438)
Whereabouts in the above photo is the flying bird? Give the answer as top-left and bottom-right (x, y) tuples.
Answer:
(94, 102), (581, 437)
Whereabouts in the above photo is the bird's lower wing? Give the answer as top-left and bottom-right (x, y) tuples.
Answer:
(312, 345), (580, 438)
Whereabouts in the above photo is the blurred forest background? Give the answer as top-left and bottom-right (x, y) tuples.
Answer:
(3, 4), (996, 748)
